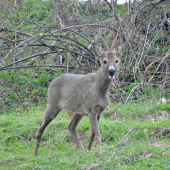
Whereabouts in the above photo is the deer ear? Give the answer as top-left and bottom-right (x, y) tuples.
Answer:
(99, 47), (104, 55)
(117, 44), (125, 57)
(117, 46), (122, 54)
(101, 53), (105, 59)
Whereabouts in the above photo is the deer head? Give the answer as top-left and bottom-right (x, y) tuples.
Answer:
(100, 33), (120, 79)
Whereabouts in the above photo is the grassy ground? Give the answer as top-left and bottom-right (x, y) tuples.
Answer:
(0, 102), (170, 170)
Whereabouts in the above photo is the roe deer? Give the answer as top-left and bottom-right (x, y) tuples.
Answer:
(34, 33), (120, 155)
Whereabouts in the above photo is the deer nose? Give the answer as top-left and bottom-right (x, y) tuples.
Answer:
(109, 69), (115, 76)
(109, 69), (115, 74)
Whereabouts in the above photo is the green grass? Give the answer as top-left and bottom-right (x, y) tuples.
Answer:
(0, 102), (170, 169)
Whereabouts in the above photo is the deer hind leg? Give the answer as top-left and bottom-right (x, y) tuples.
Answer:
(34, 106), (61, 155)
(88, 113), (101, 150)
(68, 114), (84, 152)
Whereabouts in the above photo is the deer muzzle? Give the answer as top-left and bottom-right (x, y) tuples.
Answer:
(109, 69), (115, 77)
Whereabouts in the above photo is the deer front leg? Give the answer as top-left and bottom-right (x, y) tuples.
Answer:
(68, 114), (84, 152)
(88, 113), (101, 150)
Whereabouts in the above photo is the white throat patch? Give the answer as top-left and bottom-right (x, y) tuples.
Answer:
(109, 75), (115, 80)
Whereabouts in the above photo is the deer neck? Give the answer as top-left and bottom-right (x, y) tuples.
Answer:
(95, 66), (112, 97)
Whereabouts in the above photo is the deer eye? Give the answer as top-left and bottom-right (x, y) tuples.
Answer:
(115, 60), (119, 63)
(103, 60), (107, 64)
